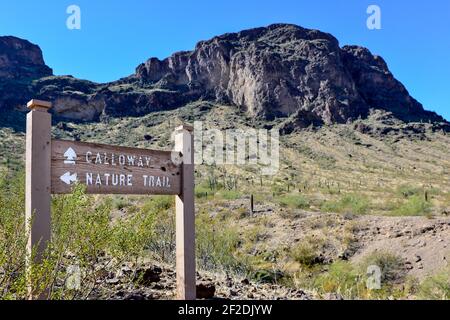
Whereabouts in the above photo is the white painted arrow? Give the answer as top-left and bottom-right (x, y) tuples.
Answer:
(60, 172), (77, 185)
(64, 147), (77, 164)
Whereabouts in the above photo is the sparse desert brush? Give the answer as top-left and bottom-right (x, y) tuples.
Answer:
(321, 194), (370, 215)
(250, 268), (284, 284)
(49, 184), (159, 299)
(111, 196), (132, 210)
(396, 185), (440, 198)
(252, 215), (274, 228)
(194, 183), (211, 199)
(216, 189), (242, 200)
(292, 243), (319, 268)
(418, 269), (450, 300)
(242, 225), (267, 243)
(359, 251), (406, 284)
(0, 171), (171, 299)
(0, 171), (27, 299)
(343, 220), (361, 234)
(142, 195), (173, 212)
(291, 236), (328, 268)
(391, 195), (432, 216)
(276, 194), (309, 209)
(313, 261), (364, 298)
(396, 184), (423, 198)
(195, 210), (249, 275)
(312, 254), (415, 300)
(279, 208), (306, 220)
(271, 184), (285, 197)
(142, 200), (176, 263)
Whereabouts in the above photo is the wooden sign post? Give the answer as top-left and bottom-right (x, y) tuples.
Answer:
(25, 100), (52, 263)
(25, 99), (196, 300)
(174, 125), (196, 300)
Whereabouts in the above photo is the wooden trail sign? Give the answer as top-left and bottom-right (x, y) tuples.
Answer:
(51, 140), (182, 195)
(25, 100), (195, 300)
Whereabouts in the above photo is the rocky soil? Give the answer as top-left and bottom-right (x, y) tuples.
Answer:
(85, 211), (449, 300)
(88, 263), (313, 300)
(351, 215), (450, 280)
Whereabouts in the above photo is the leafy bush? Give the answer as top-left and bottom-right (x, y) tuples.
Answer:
(418, 270), (450, 300)
(360, 251), (405, 284)
(196, 210), (249, 275)
(292, 243), (320, 267)
(0, 171), (163, 299)
(0, 171), (27, 299)
(392, 195), (431, 216)
(321, 194), (369, 215)
(195, 184), (211, 199)
(397, 185), (422, 198)
(142, 197), (175, 263)
(111, 196), (131, 210)
(291, 236), (327, 268)
(314, 261), (364, 298)
(251, 269), (284, 284)
(216, 190), (241, 200)
(277, 194), (309, 209)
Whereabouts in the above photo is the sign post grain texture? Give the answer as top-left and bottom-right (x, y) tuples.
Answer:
(174, 125), (196, 300)
(25, 99), (52, 299)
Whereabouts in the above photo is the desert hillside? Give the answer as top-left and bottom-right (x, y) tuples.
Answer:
(0, 24), (449, 300)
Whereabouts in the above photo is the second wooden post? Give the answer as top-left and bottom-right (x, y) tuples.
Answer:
(174, 125), (196, 300)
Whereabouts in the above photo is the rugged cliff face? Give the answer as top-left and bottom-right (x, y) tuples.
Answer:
(0, 24), (446, 126)
(0, 36), (53, 119)
(0, 36), (52, 80)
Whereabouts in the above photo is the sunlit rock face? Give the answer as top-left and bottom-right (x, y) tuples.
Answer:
(0, 25), (446, 125)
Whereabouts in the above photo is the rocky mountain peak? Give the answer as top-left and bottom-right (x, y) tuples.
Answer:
(134, 23), (444, 125)
(0, 36), (52, 80)
(0, 24), (446, 128)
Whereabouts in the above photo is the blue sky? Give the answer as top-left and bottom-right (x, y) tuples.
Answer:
(1, 0), (449, 119)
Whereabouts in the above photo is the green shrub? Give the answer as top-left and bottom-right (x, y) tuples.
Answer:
(0, 171), (27, 299)
(314, 261), (364, 298)
(142, 199), (175, 263)
(359, 251), (405, 284)
(251, 269), (284, 284)
(111, 196), (131, 210)
(292, 243), (320, 267)
(392, 195), (431, 216)
(397, 185), (422, 198)
(196, 210), (249, 275)
(418, 270), (450, 300)
(277, 194), (309, 209)
(271, 184), (285, 197)
(313, 255), (410, 299)
(142, 195), (173, 212)
(321, 194), (369, 215)
(216, 190), (241, 200)
(195, 184), (211, 199)
(0, 171), (166, 300)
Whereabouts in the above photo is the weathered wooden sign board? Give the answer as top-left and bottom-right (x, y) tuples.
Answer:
(25, 99), (195, 300)
(51, 140), (182, 195)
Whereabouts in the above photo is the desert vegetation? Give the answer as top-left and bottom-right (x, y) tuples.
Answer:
(0, 103), (449, 300)
(0, 166), (449, 300)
